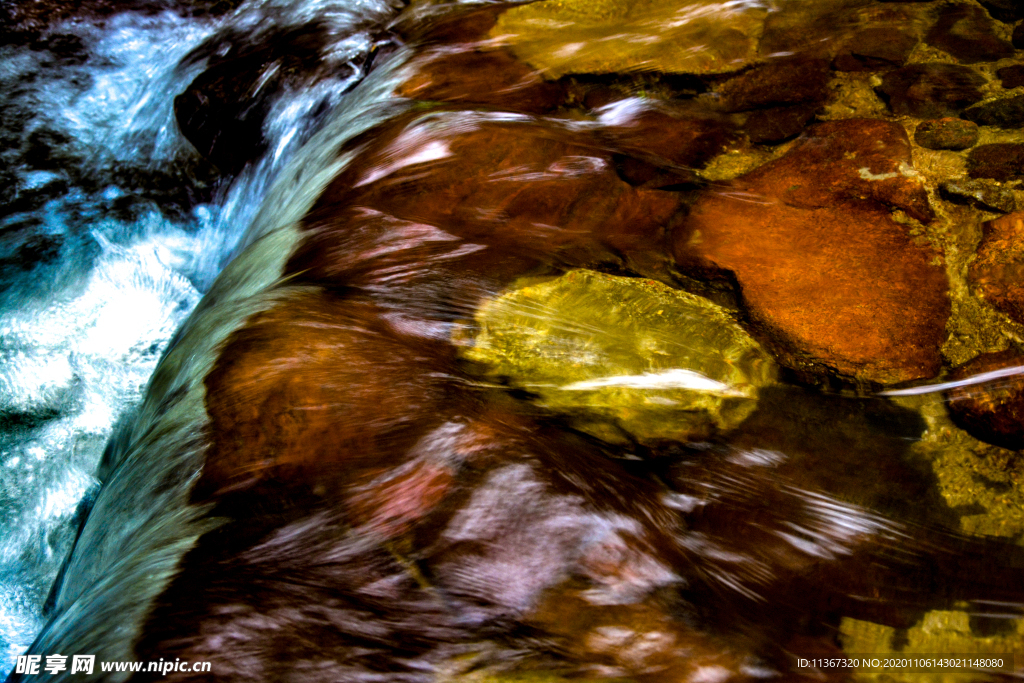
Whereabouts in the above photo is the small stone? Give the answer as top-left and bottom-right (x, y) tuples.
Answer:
(673, 119), (948, 384)
(717, 57), (830, 112)
(914, 118), (979, 151)
(744, 103), (819, 144)
(925, 3), (1014, 64)
(946, 350), (1024, 451)
(997, 65), (1024, 90)
(976, 0), (1024, 23)
(463, 269), (776, 445)
(967, 144), (1024, 181)
(877, 64), (986, 118)
(833, 27), (917, 72)
(963, 95), (1024, 129)
(940, 179), (1016, 213)
(969, 211), (1024, 324)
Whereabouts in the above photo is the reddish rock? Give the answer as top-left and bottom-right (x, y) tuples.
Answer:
(969, 211), (1024, 325)
(878, 63), (986, 118)
(673, 119), (949, 384)
(914, 118), (979, 151)
(925, 3), (1014, 64)
(288, 111), (683, 291)
(967, 143), (1024, 182)
(717, 56), (830, 112)
(833, 27), (917, 72)
(997, 64), (1024, 90)
(198, 293), (458, 499)
(946, 349), (1024, 451)
(396, 48), (566, 114)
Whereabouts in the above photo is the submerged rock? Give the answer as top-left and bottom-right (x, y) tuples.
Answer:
(969, 211), (1024, 324)
(397, 48), (566, 114)
(946, 349), (1024, 451)
(914, 118), (979, 151)
(940, 178), (1016, 214)
(833, 27), (917, 72)
(925, 3), (1014, 64)
(490, 0), (766, 78)
(997, 65), (1024, 90)
(461, 269), (776, 445)
(717, 56), (830, 113)
(964, 94), (1024, 129)
(673, 118), (949, 384)
(877, 63), (986, 118)
(967, 143), (1024, 181)
(744, 102), (820, 144)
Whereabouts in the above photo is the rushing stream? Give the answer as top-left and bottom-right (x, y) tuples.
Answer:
(4, 0), (1024, 680)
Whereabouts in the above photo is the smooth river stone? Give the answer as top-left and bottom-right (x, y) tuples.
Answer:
(969, 211), (1024, 325)
(673, 118), (949, 385)
(946, 349), (1024, 452)
(461, 269), (776, 445)
(489, 0), (767, 78)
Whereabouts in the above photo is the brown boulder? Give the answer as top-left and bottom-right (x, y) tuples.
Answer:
(288, 110), (683, 294)
(946, 349), (1024, 451)
(673, 119), (949, 384)
(969, 211), (1024, 325)
(396, 48), (566, 114)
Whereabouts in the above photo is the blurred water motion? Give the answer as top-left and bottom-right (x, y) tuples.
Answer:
(4, 0), (1024, 680)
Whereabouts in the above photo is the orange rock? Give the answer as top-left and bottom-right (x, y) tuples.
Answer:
(673, 119), (949, 384)
(969, 211), (1024, 325)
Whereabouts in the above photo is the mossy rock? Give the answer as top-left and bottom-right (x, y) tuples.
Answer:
(460, 269), (776, 444)
(490, 0), (766, 78)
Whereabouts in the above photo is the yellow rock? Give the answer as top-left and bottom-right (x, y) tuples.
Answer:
(490, 0), (767, 77)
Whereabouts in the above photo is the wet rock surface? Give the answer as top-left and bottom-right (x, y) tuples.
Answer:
(743, 102), (820, 144)
(967, 143), (1024, 181)
(963, 94), (1024, 129)
(969, 211), (1024, 324)
(397, 48), (566, 114)
(674, 119), (949, 384)
(925, 3), (1014, 64)
(461, 269), (776, 445)
(878, 63), (987, 118)
(940, 178), (1017, 213)
(833, 27), (917, 72)
(490, 0), (767, 77)
(717, 56), (830, 113)
(914, 117), (979, 151)
(945, 349), (1024, 451)
(997, 64), (1024, 89)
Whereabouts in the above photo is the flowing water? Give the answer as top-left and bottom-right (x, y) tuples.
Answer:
(3, 0), (1024, 680)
